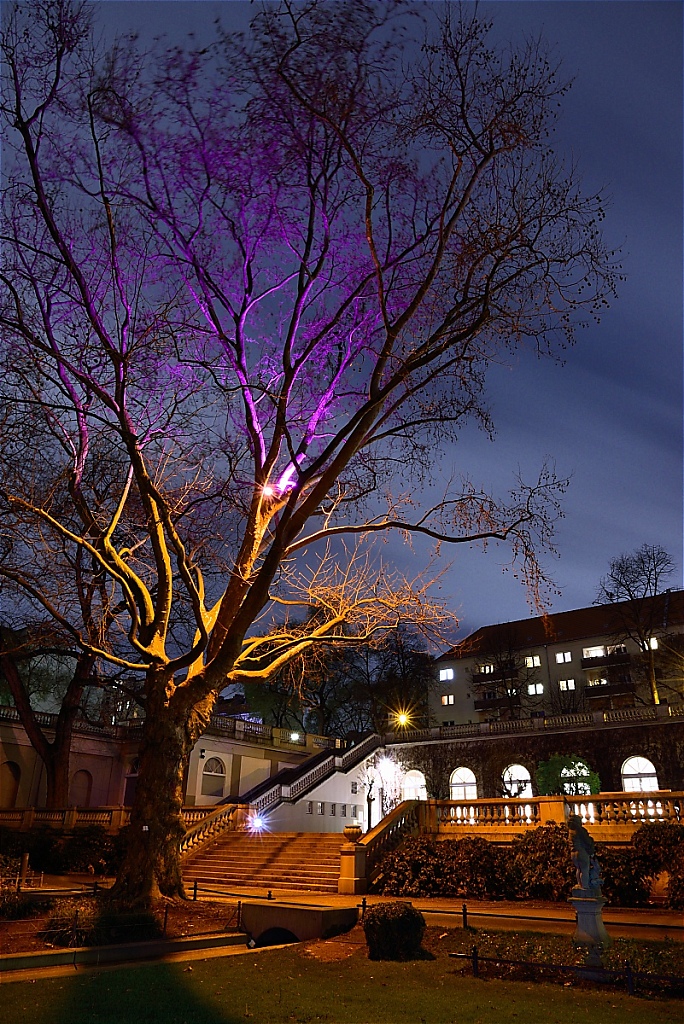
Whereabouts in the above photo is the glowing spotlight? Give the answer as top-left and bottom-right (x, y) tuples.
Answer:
(290, 732), (300, 742)
(392, 708), (412, 729)
(249, 814), (267, 832)
(262, 484), (276, 498)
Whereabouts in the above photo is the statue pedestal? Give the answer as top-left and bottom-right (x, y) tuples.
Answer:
(569, 889), (611, 967)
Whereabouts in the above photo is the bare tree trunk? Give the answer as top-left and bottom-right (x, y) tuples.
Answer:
(111, 677), (215, 905)
(111, 710), (189, 902)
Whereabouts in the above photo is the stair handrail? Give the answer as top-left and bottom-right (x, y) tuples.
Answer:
(339, 733), (383, 770)
(179, 802), (240, 860)
(359, 799), (421, 883)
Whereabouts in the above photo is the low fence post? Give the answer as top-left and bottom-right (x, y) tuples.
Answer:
(472, 946), (479, 978)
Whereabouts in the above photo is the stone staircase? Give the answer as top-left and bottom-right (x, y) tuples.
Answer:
(183, 831), (346, 894)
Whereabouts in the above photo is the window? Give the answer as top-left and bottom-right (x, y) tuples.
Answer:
(502, 764), (532, 798)
(306, 801), (313, 814)
(583, 645), (606, 659)
(555, 651), (572, 664)
(329, 803), (336, 815)
(350, 782), (358, 794)
(622, 756), (659, 792)
(477, 663), (494, 674)
(608, 644), (627, 655)
(441, 694), (455, 705)
(527, 682), (543, 695)
(525, 655), (541, 668)
(351, 805), (358, 819)
(587, 677), (607, 687)
(401, 770), (427, 801)
(649, 637), (659, 651)
(340, 804), (347, 817)
(201, 757), (225, 797)
(317, 802), (325, 814)
(439, 667), (454, 681)
(450, 766), (478, 801)
(559, 679), (576, 691)
(560, 759), (592, 796)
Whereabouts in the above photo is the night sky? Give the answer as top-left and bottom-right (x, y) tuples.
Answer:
(99, 1), (683, 641)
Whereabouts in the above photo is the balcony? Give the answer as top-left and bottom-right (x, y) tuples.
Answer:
(474, 693), (521, 713)
(585, 679), (636, 699)
(581, 651), (631, 671)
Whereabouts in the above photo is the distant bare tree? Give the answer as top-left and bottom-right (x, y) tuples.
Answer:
(597, 544), (676, 704)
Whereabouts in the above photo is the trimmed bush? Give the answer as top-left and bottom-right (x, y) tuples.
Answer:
(509, 824), (575, 901)
(42, 896), (161, 947)
(363, 901), (425, 961)
(380, 836), (507, 898)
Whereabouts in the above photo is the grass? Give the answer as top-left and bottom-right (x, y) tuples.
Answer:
(2, 937), (684, 1024)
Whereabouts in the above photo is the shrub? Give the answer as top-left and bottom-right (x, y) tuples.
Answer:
(362, 901), (425, 961)
(42, 896), (161, 947)
(667, 843), (684, 909)
(0, 891), (51, 919)
(509, 824), (575, 901)
(596, 845), (651, 906)
(438, 837), (510, 899)
(0, 826), (127, 876)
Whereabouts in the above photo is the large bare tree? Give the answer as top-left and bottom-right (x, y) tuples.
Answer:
(0, 0), (618, 902)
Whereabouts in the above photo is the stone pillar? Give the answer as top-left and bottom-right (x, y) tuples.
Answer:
(338, 840), (367, 895)
(537, 795), (567, 825)
(569, 890), (612, 965)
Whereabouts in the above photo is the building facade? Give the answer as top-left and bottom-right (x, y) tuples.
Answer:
(432, 592), (684, 728)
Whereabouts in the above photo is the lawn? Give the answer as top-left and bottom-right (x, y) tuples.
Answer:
(2, 932), (683, 1024)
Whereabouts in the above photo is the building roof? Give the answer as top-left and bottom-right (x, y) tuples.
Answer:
(437, 590), (684, 661)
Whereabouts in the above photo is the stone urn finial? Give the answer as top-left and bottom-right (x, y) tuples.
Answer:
(343, 824), (363, 843)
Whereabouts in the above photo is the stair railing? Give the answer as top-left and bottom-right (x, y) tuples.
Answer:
(359, 799), (421, 885)
(179, 802), (240, 860)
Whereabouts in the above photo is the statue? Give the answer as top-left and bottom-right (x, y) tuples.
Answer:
(567, 813), (602, 894)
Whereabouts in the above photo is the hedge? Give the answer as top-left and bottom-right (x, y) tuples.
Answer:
(377, 821), (684, 907)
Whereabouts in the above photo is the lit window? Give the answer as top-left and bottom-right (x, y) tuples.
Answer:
(441, 694), (454, 705)
(477, 663), (494, 675)
(608, 644), (627, 655)
(649, 637), (659, 651)
(559, 679), (576, 691)
(583, 646), (606, 659)
(527, 682), (543, 695)
(621, 756), (659, 792)
(525, 655), (541, 668)
(439, 667), (454, 681)
(587, 677), (607, 687)
(555, 651), (572, 664)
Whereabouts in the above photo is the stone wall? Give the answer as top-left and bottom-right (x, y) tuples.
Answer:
(391, 718), (684, 798)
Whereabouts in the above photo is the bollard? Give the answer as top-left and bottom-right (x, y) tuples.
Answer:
(462, 902), (468, 930)
(267, 890), (273, 900)
(193, 879), (198, 901)
(625, 961), (634, 996)
(17, 851), (29, 892)
(472, 945), (479, 978)
(163, 905), (169, 936)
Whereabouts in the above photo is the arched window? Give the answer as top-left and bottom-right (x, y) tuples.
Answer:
(450, 766), (478, 801)
(401, 770), (427, 801)
(0, 761), (21, 808)
(201, 756), (226, 798)
(622, 756), (659, 792)
(69, 769), (93, 807)
(502, 763), (532, 798)
(560, 759), (592, 796)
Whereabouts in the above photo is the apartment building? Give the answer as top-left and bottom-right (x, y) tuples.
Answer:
(433, 591), (684, 726)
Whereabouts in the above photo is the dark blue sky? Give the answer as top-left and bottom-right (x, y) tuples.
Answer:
(100, 1), (683, 640)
